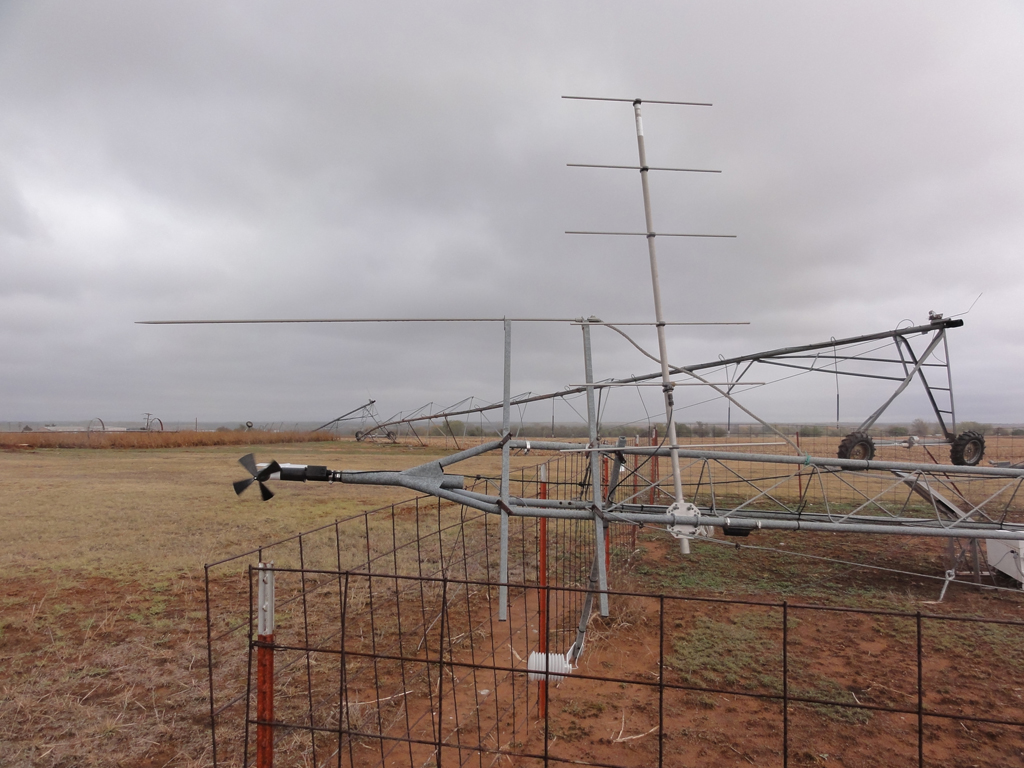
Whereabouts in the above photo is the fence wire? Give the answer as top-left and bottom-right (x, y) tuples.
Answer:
(205, 446), (1024, 768)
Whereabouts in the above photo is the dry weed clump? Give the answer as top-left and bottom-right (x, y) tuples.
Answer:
(0, 429), (339, 450)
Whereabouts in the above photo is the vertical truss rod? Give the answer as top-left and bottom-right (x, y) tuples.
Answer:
(943, 330), (957, 436)
(897, 332), (955, 440)
(499, 319), (511, 621)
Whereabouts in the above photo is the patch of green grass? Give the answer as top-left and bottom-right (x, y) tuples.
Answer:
(561, 699), (604, 718)
(669, 611), (784, 692)
(669, 610), (871, 726)
(696, 694), (717, 709)
(791, 678), (871, 725)
(45, 602), (72, 618)
(636, 535), (832, 598)
(67, 666), (110, 680)
(635, 543), (733, 593)
(632, 531), (951, 609)
(551, 719), (592, 742)
(148, 597), (168, 615)
(865, 615), (913, 643)
(926, 621), (1024, 672)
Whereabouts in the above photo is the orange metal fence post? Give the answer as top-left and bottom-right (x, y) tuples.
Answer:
(256, 562), (275, 768)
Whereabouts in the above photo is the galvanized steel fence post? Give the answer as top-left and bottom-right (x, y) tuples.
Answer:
(256, 562), (275, 768)
(537, 464), (549, 718)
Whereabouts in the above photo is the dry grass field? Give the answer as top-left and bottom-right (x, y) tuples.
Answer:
(2, 435), (1024, 767)
(0, 438), (537, 767)
(0, 429), (339, 451)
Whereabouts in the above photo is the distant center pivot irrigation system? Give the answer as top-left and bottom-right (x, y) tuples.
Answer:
(147, 96), (1024, 768)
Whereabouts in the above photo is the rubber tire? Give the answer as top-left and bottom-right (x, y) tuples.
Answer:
(950, 430), (985, 466)
(837, 431), (875, 462)
(354, 430), (364, 442)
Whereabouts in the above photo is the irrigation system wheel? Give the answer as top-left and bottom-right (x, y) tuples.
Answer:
(950, 430), (985, 466)
(837, 431), (875, 461)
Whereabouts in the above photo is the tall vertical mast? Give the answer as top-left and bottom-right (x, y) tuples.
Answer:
(632, 100), (686, 526)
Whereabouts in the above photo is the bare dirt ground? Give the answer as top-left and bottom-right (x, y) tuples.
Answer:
(3, 438), (1024, 767)
(0, 439), (533, 767)
(529, 531), (1024, 768)
(2, 573), (209, 767)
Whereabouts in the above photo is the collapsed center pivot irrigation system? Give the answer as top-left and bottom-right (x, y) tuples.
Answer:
(221, 94), (1019, 572)
(152, 96), (1024, 767)
(298, 311), (983, 467)
(233, 312), (1024, 577)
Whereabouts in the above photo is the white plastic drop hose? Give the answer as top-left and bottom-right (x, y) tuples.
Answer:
(527, 651), (573, 681)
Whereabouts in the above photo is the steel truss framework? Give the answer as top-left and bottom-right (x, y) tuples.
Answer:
(253, 438), (1024, 610)
(266, 440), (1024, 538)
(205, 466), (1024, 768)
(232, 302), (1024, 624)
(346, 316), (968, 454)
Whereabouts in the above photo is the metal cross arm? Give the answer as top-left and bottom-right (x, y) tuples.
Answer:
(567, 163), (722, 173)
(234, 453), (465, 500)
(277, 463), (463, 491)
(566, 230), (735, 238)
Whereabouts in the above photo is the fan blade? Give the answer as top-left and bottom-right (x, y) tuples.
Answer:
(233, 477), (255, 496)
(258, 482), (275, 501)
(238, 453), (258, 476)
(256, 460), (281, 482)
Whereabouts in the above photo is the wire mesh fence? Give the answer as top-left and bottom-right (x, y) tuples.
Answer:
(204, 447), (1024, 767)
(205, 456), (628, 767)
(209, 574), (1024, 767)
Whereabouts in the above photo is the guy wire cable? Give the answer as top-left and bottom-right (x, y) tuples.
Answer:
(697, 535), (1024, 595)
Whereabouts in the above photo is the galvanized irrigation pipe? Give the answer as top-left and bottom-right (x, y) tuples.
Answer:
(441, 487), (1024, 532)
(503, 508), (1024, 540)
(509, 443), (1024, 478)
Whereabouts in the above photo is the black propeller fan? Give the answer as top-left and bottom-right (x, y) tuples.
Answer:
(234, 454), (281, 501)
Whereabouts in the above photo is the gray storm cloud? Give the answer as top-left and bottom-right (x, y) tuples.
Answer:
(1, 1), (1023, 427)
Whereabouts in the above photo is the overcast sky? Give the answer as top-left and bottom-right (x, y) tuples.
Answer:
(2, 1), (1023, 429)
